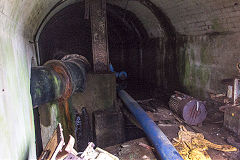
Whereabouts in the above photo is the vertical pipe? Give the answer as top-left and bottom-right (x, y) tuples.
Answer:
(118, 90), (183, 160)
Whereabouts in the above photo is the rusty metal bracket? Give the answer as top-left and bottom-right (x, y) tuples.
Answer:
(90, 0), (109, 73)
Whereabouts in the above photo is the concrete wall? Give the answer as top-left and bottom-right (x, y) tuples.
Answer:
(39, 73), (116, 148)
(71, 73), (116, 115)
(0, 3), (35, 160)
(0, 22), (36, 159)
(38, 102), (73, 149)
(176, 33), (240, 99)
(146, 0), (240, 98)
(0, 0), (62, 159)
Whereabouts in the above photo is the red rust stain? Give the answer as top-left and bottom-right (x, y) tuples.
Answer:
(64, 100), (72, 131)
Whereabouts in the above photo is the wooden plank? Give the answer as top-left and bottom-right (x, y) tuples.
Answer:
(39, 124), (64, 160)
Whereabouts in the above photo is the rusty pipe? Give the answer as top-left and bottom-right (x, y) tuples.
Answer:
(30, 54), (90, 106)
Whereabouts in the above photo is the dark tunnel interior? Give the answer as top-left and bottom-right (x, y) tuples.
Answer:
(34, 1), (240, 159)
(36, 2), (155, 155)
(2, 0), (240, 159)
(38, 2), (150, 87)
(36, 3), (178, 150)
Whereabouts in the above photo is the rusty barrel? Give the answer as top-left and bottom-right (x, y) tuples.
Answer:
(169, 92), (207, 125)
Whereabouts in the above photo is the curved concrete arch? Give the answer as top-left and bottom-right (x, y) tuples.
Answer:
(34, 0), (167, 42)
(109, 0), (165, 38)
(33, 0), (161, 64)
(34, 0), (82, 44)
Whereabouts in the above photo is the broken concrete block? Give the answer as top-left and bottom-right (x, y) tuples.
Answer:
(93, 109), (125, 148)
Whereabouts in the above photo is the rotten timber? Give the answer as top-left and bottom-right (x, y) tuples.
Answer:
(39, 124), (64, 160)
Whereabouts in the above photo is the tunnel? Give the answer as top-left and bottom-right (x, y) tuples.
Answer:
(1, 0), (240, 159)
(38, 2), (149, 86)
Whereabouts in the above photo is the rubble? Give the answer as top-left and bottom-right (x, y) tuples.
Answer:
(131, 96), (240, 158)
(104, 138), (157, 160)
(80, 142), (119, 160)
(39, 123), (119, 160)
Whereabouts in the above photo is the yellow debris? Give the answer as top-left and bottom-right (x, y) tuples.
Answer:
(173, 125), (237, 160)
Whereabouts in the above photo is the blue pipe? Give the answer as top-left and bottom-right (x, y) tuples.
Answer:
(118, 90), (183, 160)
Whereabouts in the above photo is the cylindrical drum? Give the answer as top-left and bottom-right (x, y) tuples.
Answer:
(169, 92), (207, 125)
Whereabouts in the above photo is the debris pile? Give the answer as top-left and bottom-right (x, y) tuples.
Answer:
(80, 142), (119, 160)
(39, 123), (119, 160)
(173, 125), (237, 160)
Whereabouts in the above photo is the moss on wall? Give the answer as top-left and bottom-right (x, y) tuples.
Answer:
(39, 99), (76, 147)
(176, 32), (240, 100)
(0, 0), (64, 157)
(177, 37), (211, 98)
(211, 18), (224, 33)
(200, 44), (215, 65)
(39, 73), (117, 149)
(0, 28), (36, 159)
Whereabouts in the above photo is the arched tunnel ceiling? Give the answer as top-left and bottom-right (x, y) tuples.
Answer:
(109, 0), (164, 38)
(1, 0), (240, 40)
(38, 2), (146, 64)
(151, 0), (240, 35)
(34, 0), (164, 41)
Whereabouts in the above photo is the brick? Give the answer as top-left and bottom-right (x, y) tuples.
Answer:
(154, 0), (240, 35)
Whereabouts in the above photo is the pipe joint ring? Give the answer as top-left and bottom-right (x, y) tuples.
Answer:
(44, 60), (73, 101)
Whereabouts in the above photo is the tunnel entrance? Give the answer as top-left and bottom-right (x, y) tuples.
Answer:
(38, 2), (149, 86)
(35, 1), (154, 157)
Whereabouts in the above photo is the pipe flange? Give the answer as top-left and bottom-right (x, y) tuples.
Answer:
(44, 60), (73, 101)
(237, 62), (240, 73)
(62, 54), (90, 70)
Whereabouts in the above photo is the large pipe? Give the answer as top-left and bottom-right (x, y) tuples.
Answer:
(118, 90), (183, 160)
(30, 54), (90, 106)
(169, 91), (207, 125)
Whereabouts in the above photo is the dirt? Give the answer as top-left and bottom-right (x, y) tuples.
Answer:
(105, 138), (157, 160)
(106, 97), (240, 160)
